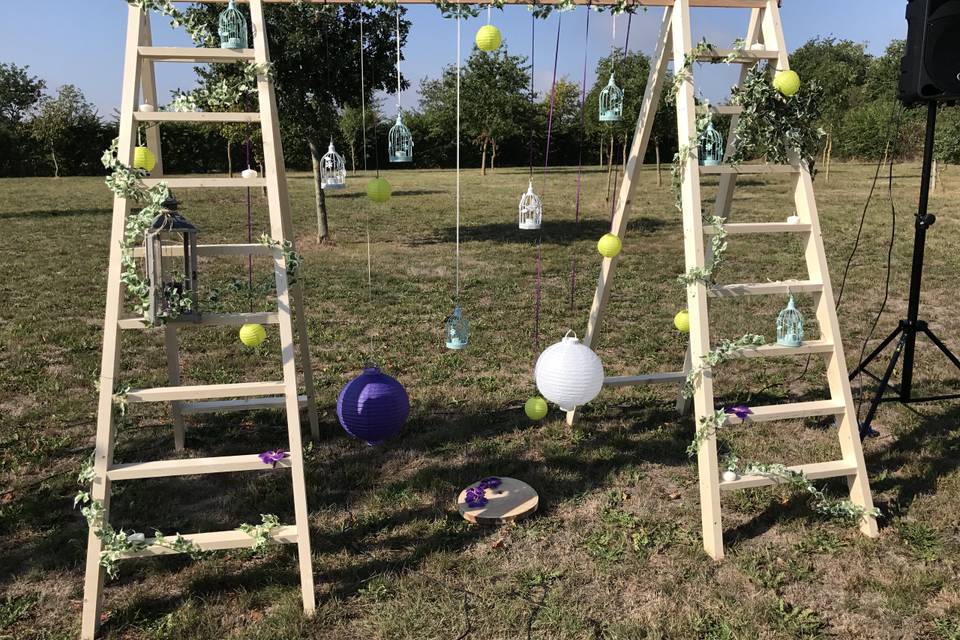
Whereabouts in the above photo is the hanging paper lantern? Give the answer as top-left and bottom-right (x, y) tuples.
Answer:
(133, 146), (157, 172)
(239, 323), (267, 347)
(139, 103), (155, 113)
(597, 233), (622, 258)
(773, 70), (801, 97)
(534, 332), (604, 412)
(786, 215), (800, 224)
(241, 168), (258, 179)
(475, 25), (502, 51)
(674, 310), (690, 333)
(366, 177), (392, 203)
(524, 396), (548, 421)
(337, 367), (410, 446)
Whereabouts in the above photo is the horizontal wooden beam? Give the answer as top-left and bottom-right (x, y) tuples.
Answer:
(705, 222), (812, 235)
(143, 177), (267, 188)
(720, 459), (860, 491)
(696, 48), (780, 63)
(131, 243), (278, 258)
(108, 454), (291, 481)
(722, 399), (846, 426)
(134, 112), (260, 123)
(708, 281), (823, 298)
(138, 46), (255, 62)
(181, 395), (308, 414)
(118, 312), (279, 329)
(731, 340), (835, 359)
(168, 0), (767, 6)
(700, 164), (799, 175)
(119, 526), (298, 558)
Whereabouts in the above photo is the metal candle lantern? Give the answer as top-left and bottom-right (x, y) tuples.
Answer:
(388, 113), (413, 163)
(698, 120), (724, 166)
(518, 181), (542, 230)
(143, 196), (199, 324)
(320, 140), (346, 190)
(445, 306), (469, 350)
(218, 0), (249, 50)
(776, 295), (804, 347)
(599, 74), (624, 123)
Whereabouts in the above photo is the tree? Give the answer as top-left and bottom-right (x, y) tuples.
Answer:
(540, 78), (583, 168)
(30, 84), (101, 177)
(0, 62), (45, 125)
(338, 102), (380, 173)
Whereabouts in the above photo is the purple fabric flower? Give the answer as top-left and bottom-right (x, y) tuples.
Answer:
(725, 405), (753, 422)
(258, 449), (288, 467)
(478, 477), (502, 490)
(465, 486), (488, 508)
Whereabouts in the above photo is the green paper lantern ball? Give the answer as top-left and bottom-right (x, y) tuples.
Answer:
(525, 396), (548, 421)
(133, 146), (157, 172)
(597, 233), (622, 258)
(366, 177), (392, 203)
(239, 323), (267, 348)
(475, 25), (502, 52)
(674, 310), (690, 334)
(773, 70), (801, 97)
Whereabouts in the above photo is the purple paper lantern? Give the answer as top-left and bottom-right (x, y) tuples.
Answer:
(336, 367), (410, 445)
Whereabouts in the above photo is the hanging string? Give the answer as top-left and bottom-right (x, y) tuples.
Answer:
(608, 13), (632, 223)
(526, 14), (536, 179)
(541, 13), (562, 182)
(455, 12), (461, 301)
(360, 12), (368, 173)
(571, 4), (590, 314)
(245, 134), (253, 311)
(395, 6), (402, 112)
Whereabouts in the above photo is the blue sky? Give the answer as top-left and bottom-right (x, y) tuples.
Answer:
(1, 1), (907, 119)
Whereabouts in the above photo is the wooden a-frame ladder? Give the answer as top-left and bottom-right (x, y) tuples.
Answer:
(82, 2), (319, 637)
(568, 0), (879, 560)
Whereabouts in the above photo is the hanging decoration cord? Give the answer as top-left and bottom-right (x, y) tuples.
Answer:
(527, 15), (536, 179)
(245, 133), (254, 311)
(360, 13), (368, 173)
(571, 3), (591, 314)
(396, 6), (402, 111)
(455, 12), (461, 301)
(542, 13), (562, 184)
(608, 13), (632, 221)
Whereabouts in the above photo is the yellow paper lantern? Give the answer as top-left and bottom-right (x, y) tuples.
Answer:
(773, 70), (801, 97)
(366, 177), (392, 203)
(524, 396), (548, 421)
(133, 146), (157, 172)
(674, 310), (690, 334)
(475, 25), (502, 52)
(239, 323), (267, 347)
(597, 233), (622, 258)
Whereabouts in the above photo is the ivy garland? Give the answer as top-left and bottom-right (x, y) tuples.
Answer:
(169, 63), (273, 113)
(238, 514), (283, 553)
(259, 234), (303, 285)
(680, 334), (766, 399)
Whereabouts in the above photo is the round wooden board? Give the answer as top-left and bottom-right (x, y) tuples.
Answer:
(457, 477), (539, 525)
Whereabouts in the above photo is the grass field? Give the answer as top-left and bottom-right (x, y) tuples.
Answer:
(1, 162), (959, 639)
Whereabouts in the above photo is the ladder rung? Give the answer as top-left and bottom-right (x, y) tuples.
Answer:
(720, 459), (860, 491)
(708, 281), (823, 298)
(696, 48), (780, 63)
(181, 395), (308, 415)
(705, 222), (812, 235)
(134, 112), (260, 123)
(138, 46), (255, 62)
(131, 243), (279, 258)
(732, 340), (834, 359)
(698, 105), (742, 116)
(700, 164), (799, 175)
(143, 177), (267, 189)
(118, 312), (279, 330)
(108, 454), (291, 481)
(127, 382), (286, 404)
(723, 399), (847, 425)
(120, 525), (298, 558)
(604, 371), (686, 388)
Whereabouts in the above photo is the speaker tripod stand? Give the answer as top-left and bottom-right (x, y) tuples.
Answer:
(850, 100), (960, 438)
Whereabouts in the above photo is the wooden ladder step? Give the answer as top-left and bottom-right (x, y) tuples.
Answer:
(732, 340), (834, 359)
(134, 112), (260, 123)
(723, 399), (847, 425)
(119, 525), (298, 558)
(705, 222), (812, 235)
(108, 454), (291, 481)
(700, 164), (799, 175)
(720, 459), (860, 491)
(696, 48), (780, 63)
(604, 371), (686, 388)
(708, 281), (823, 298)
(126, 382), (286, 404)
(699, 105), (743, 116)
(181, 395), (308, 415)
(143, 177), (267, 189)
(119, 312), (279, 330)
(138, 46), (255, 62)
(131, 243), (278, 259)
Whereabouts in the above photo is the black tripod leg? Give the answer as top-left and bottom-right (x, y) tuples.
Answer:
(850, 325), (903, 379)
(922, 326), (960, 373)
(860, 333), (907, 439)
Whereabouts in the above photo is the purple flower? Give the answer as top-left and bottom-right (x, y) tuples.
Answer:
(465, 486), (488, 508)
(258, 449), (288, 467)
(478, 477), (501, 490)
(725, 405), (753, 422)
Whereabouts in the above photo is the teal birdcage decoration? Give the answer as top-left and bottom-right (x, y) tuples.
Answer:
(445, 306), (469, 350)
(698, 120), (724, 166)
(388, 113), (413, 163)
(776, 296), (804, 347)
(599, 74), (624, 123)
(218, 0), (249, 50)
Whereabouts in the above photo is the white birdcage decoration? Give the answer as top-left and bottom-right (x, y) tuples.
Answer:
(218, 0), (249, 50)
(320, 140), (346, 190)
(518, 181), (542, 230)
(599, 74), (624, 123)
(388, 113), (413, 163)
(776, 295), (804, 347)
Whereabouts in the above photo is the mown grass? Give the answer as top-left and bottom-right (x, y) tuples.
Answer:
(1, 161), (959, 639)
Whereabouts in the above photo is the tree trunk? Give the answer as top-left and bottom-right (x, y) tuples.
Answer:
(227, 141), (233, 178)
(480, 137), (488, 176)
(599, 139), (604, 168)
(309, 139), (330, 243)
(655, 142), (662, 187)
(825, 134), (833, 183)
(490, 140), (497, 173)
(622, 138), (627, 170)
(932, 158), (939, 191)
(50, 145), (59, 178)
(348, 142), (356, 174)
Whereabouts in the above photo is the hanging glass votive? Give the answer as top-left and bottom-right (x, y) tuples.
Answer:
(218, 0), (249, 50)
(445, 306), (469, 350)
(599, 74), (624, 123)
(698, 120), (724, 167)
(776, 295), (804, 347)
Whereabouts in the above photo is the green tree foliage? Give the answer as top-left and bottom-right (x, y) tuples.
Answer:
(30, 84), (105, 177)
(585, 50), (651, 166)
(0, 63), (46, 176)
(338, 102), (380, 173)
(790, 37), (871, 139)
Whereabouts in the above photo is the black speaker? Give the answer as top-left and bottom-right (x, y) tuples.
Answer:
(899, 0), (960, 103)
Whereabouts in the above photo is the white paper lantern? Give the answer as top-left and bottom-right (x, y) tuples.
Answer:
(139, 103), (155, 113)
(241, 168), (258, 179)
(534, 331), (605, 411)
(786, 215), (800, 224)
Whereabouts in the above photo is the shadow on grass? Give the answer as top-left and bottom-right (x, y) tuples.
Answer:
(0, 207), (111, 220)
(416, 216), (667, 246)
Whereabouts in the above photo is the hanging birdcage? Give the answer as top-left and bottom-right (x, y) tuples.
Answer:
(518, 181), (542, 230)
(388, 113), (413, 163)
(321, 140), (346, 190)
(143, 195), (199, 324)
(445, 306), (469, 350)
(599, 74), (624, 123)
(218, 0), (249, 50)
(776, 295), (804, 347)
(698, 120), (724, 166)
